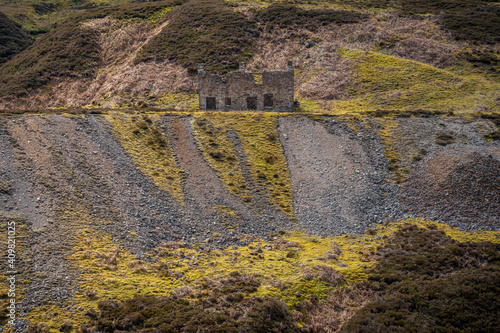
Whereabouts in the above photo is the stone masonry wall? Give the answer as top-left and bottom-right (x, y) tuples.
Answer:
(198, 62), (294, 112)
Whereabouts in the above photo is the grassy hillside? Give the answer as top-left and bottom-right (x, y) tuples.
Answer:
(0, 0), (498, 111)
(0, 0), (183, 98)
(23, 219), (500, 332)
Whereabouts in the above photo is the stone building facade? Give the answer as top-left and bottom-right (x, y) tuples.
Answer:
(198, 61), (294, 112)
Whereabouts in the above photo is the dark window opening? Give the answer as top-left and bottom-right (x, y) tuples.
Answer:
(206, 97), (216, 110)
(225, 98), (231, 106)
(264, 94), (273, 107)
(246, 96), (257, 110)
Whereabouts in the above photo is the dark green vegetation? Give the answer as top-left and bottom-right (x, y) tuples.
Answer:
(137, 0), (258, 74)
(255, 3), (367, 33)
(400, 0), (500, 43)
(87, 272), (298, 332)
(0, 12), (32, 64)
(0, 0), (183, 97)
(343, 224), (500, 332)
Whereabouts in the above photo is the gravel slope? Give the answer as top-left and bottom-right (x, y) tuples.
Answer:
(0, 113), (498, 329)
(278, 116), (398, 235)
(399, 144), (500, 231)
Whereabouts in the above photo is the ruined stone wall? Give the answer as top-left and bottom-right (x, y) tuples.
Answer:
(198, 62), (294, 112)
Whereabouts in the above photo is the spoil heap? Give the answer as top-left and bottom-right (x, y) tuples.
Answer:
(400, 147), (500, 230)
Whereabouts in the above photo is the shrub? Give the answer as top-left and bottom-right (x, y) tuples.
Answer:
(400, 0), (500, 42)
(342, 224), (500, 332)
(0, 12), (33, 65)
(255, 4), (367, 33)
(137, 0), (258, 74)
(90, 272), (298, 332)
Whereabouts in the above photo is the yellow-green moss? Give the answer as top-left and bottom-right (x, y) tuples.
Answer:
(105, 113), (184, 204)
(26, 217), (499, 330)
(216, 205), (238, 217)
(376, 118), (413, 183)
(333, 48), (500, 113)
(155, 92), (199, 111)
(191, 113), (251, 202)
(192, 112), (293, 216)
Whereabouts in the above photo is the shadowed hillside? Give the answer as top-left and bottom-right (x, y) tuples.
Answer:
(0, 12), (33, 64)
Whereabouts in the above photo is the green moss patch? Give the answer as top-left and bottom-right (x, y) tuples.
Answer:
(137, 0), (258, 74)
(325, 48), (500, 113)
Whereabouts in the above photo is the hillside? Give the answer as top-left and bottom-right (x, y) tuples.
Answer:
(0, 0), (498, 332)
(0, 112), (498, 331)
(0, 12), (33, 65)
(0, 0), (498, 111)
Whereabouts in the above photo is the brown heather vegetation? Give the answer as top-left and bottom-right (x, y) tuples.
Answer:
(137, 0), (258, 74)
(342, 224), (500, 332)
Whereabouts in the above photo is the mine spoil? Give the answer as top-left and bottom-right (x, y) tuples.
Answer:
(0, 113), (498, 327)
(399, 146), (500, 230)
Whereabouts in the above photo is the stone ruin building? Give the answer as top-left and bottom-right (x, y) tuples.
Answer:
(197, 61), (294, 112)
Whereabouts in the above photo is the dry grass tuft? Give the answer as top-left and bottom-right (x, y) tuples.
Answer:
(304, 285), (375, 332)
(315, 265), (344, 285)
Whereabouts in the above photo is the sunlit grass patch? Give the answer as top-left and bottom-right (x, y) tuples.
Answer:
(191, 113), (250, 202)
(338, 48), (500, 113)
(155, 92), (198, 111)
(104, 113), (184, 204)
(376, 118), (412, 183)
(26, 217), (498, 330)
(192, 112), (293, 216)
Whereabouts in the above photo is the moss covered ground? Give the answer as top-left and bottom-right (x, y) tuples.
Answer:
(192, 112), (293, 216)
(22, 218), (499, 331)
